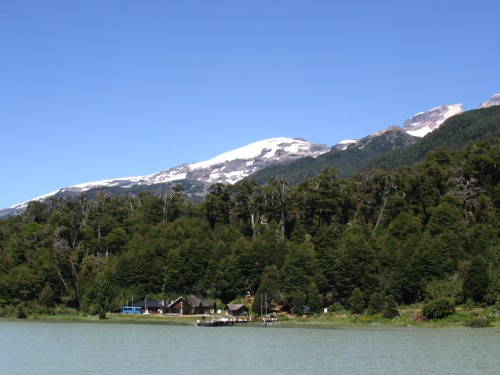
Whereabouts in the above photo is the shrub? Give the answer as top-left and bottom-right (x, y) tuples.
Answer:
(352, 315), (372, 324)
(329, 302), (344, 312)
(368, 292), (385, 314)
(463, 298), (475, 311)
(348, 288), (365, 314)
(382, 296), (400, 319)
(16, 307), (27, 319)
(465, 317), (492, 328)
(422, 298), (455, 320)
(463, 256), (489, 303)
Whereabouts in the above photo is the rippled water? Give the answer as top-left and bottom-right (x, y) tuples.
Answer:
(1, 321), (499, 374)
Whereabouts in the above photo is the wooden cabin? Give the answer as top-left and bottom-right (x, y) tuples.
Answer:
(225, 304), (249, 317)
(189, 295), (217, 315)
(134, 297), (184, 315)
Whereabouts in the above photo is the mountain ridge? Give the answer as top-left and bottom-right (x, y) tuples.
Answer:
(3, 138), (329, 214)
(1, 93), (498, 218)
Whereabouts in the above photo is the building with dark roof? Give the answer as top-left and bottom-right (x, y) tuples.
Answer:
(225, 304), (249, 317)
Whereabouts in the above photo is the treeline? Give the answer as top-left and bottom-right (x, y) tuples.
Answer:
(0, 137), (498, 317)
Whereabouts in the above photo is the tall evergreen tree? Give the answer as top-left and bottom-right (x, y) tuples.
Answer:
(463, 256), (489, 303)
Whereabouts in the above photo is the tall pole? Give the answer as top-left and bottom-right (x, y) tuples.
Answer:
(265, 293), (268, 317)
(260, 293), (263, 317)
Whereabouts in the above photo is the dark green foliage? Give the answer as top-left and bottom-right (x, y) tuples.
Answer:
(422, 298), (456, 320)
(16, 306), (27, 319)
(289, 290), (307, 314)
(463, 256), (490, 303)
(348, 288), (365, 314)
(93, 272), (111, 319)
(368, 292), (385, 314)
(465, 316), (492, 328)
(366, 106), (500, 172)
(38, 284), (57, 307)
(253, 265), (281, 315)
(382, 296), (400, 318)
(0, 128), (499, 318)
(253, 107), (500, 182)
(331, 224), (379, 301)
(424, 276), (463, 303)
(485, 269), (500, 305)
(306, 282), (322, 313)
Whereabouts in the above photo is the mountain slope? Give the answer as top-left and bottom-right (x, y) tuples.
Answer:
(365, 105), (500, 172)
(480, 93), (500, 108)
(2, 95), (498, 220)
(1, 138), (329, 217)
(52, 137), (329, 193)
(250, 126), (416, 183)
(402, 104), (464, 137)
(250, 106), (500, 184)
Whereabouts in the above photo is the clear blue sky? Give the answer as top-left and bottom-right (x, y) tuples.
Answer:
(1, 1), (499, 208)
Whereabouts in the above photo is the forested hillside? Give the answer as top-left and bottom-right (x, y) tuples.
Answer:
(252, 106), (500, 183)
(366, 106), (500, 172)
(0, 135), (498, 318)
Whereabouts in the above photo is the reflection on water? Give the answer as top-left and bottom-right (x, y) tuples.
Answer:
(1, 321), (499, 375)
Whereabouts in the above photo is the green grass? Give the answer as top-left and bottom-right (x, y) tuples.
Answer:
(6, 306), (499, 329)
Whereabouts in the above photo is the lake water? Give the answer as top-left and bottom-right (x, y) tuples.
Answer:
(0, 321), (499, 374)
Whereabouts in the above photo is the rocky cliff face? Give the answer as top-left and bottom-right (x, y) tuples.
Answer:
(480, 94), (500, 108)
(402, 104), (464, 137)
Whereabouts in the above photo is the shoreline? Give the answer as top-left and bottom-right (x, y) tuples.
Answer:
(2, 311), (498, 329)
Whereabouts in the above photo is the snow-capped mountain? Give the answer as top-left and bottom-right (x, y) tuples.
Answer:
(333, 139), (358, 150)
(7, 138), (329, 211)
(402, 104), (464, 137)
(480, 93), (500, 108)
(333, 126), (416, 152)
(144, 137), (329, 186)
(2, 93), (498, 218)
(355, 126), (416, 150)
(333, 103), (464, 149)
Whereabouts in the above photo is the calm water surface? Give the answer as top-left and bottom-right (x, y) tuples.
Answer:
(0, 320), (499, 374)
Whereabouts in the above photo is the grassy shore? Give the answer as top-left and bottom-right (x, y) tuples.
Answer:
(5, 306), (498, 329)
(284, 304), (500, 328)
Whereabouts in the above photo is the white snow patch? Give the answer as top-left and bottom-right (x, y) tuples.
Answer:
(335, 139), (358, 150)
(189, 137), (316, 169)
(338, 139), (357, 144)
(72, 176), (144, 189)
(406, 127), (433, 137)
(7, 137), (329, 209)
(10, 190), (61, 209)
(442, 104), (464, 118)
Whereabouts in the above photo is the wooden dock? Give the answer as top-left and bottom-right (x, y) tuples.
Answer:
(196, 317), (251, 327)
(196, 316), (279, 327)
(260, 317), (280, 327)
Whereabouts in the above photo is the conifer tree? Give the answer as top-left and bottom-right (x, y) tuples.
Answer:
(463, 256), (489, 303)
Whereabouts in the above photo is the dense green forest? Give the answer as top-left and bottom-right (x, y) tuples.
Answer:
(0, 135), (498, 318)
